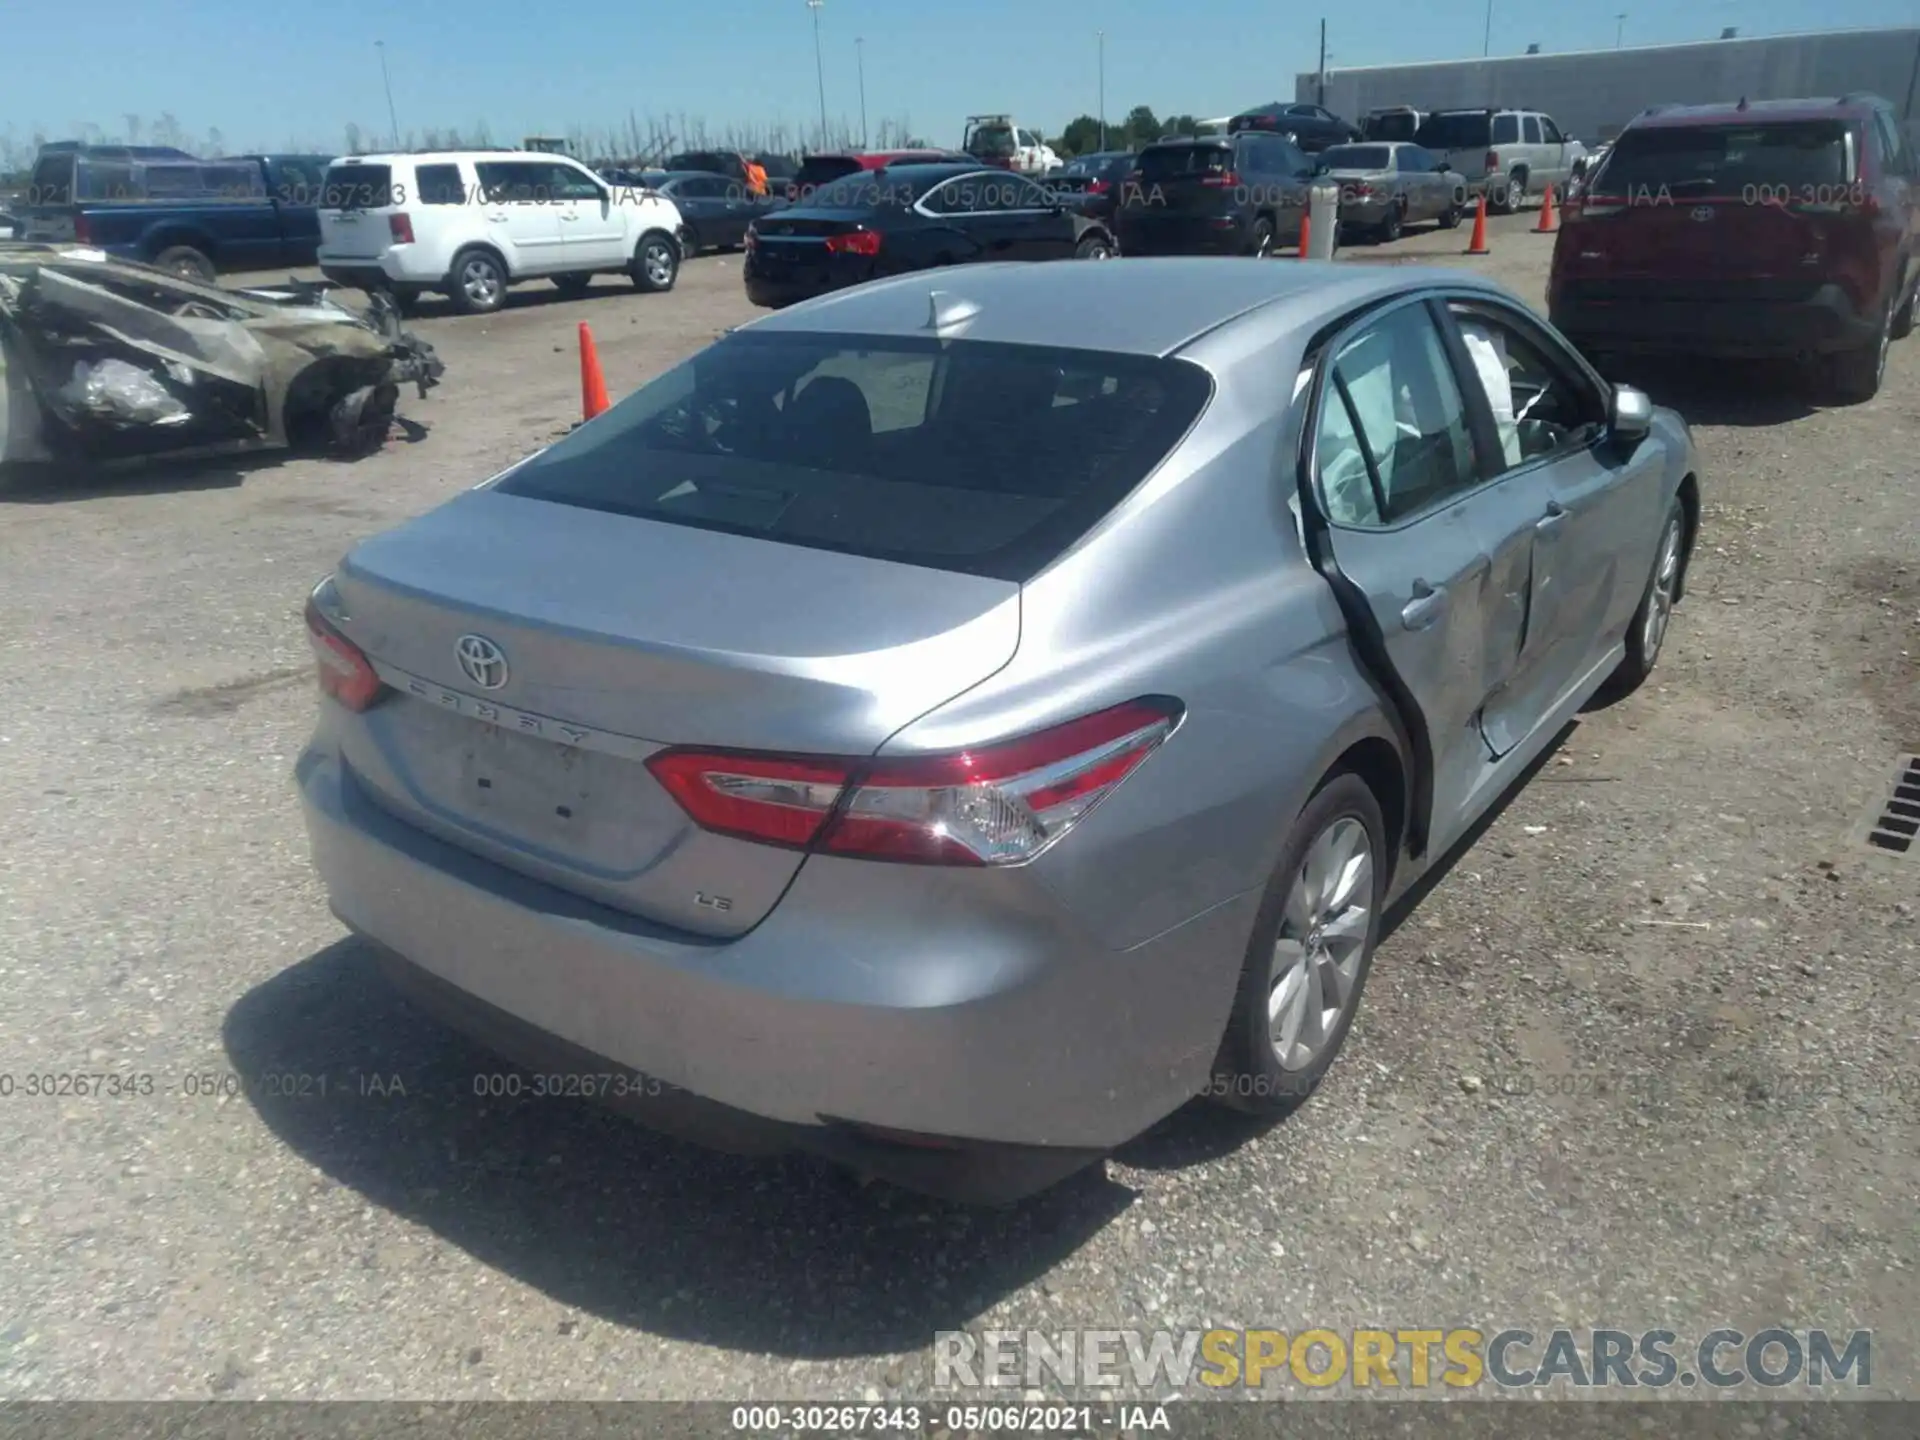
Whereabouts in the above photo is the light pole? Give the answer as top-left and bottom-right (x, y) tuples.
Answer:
(1483, 1), (1493, 57)
(375, 40), (400, 151)
(807, 0), (829, 151)
(1615, 13), (1627, 48)
(1097, 30), (1106, 151)
(856, 37), (868, 149)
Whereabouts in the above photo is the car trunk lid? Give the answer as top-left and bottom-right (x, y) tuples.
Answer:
(1132, 144), (1238, 214)
(328, 487), (1020, 936)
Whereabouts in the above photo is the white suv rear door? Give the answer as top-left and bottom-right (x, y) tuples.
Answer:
(474, 160), (565, 275)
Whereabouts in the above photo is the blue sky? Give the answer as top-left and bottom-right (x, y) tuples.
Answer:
(2, 0), (1915, 154)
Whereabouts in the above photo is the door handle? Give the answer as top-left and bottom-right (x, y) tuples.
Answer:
(1401, 580), (1446, 631)
(560, 214), (579, 222)
(1536, 499), (1568, 533)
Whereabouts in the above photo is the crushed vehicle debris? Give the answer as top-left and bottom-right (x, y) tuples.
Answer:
(0, 243), (443, 472)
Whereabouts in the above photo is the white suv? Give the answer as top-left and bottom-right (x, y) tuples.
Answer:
(316, 151), (686, 314)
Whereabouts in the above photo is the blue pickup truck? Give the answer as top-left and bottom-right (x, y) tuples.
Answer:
(15, 143), (335, 280)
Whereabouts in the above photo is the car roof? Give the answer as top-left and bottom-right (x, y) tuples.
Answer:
(738, 258), (1509, 358)
(328, 150), (586, 165)
(1628, 96), (1884, 129)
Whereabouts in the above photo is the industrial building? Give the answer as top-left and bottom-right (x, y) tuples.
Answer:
(1295, 25), (1920, 143)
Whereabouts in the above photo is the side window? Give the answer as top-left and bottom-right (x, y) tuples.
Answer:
(921, 180), (966, 215)
(1539, 116), (1564, 144)
(1448, 303), (1604, 468)
(416, 163), (465, 205)
(1314, 304), (1478, 527)
(1275, 140), (1311, 176)
(992, 176), (1051, 210)
(1522, 116), (1543, 144)
(1396, 148), (1424, 173)
(476, 162), (540, 203)
(1872, 112), (1908, 176)
(550, 163), (604, 201)
(1492, 114), (1520, 145)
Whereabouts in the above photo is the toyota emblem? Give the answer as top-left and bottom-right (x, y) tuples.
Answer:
(455, 634), (509, 690)
(1691, 206), (1715, 222)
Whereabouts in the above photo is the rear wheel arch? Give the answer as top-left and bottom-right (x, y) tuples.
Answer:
(1327, 735), (1410, 893)
(449, 241), (510, 280)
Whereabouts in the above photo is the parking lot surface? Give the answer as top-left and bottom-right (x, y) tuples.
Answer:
(2, 214), (1916, 1399)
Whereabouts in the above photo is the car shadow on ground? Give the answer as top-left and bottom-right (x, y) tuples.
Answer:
(223, 939), (1131, 1358)
(1116, 718), (1579, 1173)
(0, 450), (287, 502)
(1591, 355), (1820, 427)
(401, 275), (695, 320)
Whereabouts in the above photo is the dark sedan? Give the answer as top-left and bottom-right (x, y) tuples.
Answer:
(743, 163), (1115, 309)
(1228, 102), (1360, 153)
(650, 170), (782, 254)
(1041, 151), (1137, 226)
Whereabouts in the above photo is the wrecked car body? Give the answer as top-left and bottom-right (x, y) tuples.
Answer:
(0, 243), (442, 472)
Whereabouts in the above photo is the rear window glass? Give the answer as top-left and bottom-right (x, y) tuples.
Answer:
(1139, 145), (1232, 182)
(1364, 112), (1419, 142)
(967, 126), (1017, 157)
(1321, 146), (1392, 170)
(323, 163), (394, 209)
(1596, 122), (1851, 195)
(495, 332), (1214, 582)
(416, 164), (467, 205)
(78, 162), (137, 202)
(1415, 113), (1492, 149)
(29, 153), (75, 206)
(792, 156), (861, 193)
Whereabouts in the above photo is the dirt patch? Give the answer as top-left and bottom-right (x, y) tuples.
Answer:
(153, 666), (309, 717)
(1834, 556), (1920, 743)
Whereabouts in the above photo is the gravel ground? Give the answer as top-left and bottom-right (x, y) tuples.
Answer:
(0, 215), (1915, 1403)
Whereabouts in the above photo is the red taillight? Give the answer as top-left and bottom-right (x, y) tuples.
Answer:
(825, 229), (882, 257)
(303, 594), (384, 713)
(73, 215), (92, 244)
(1484, 150), (1500, 172)
(388, 212), (414, 244)
(1350, 181), (1376, 199)
(645, 698), (1182, 866)
(1201, 169), (1241, 188)
(1087, 178), (1110, 195)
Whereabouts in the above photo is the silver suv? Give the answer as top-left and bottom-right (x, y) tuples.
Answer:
(1412, 108), (1581, 211)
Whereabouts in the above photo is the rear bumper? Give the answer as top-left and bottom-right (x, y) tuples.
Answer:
(296, 744), (1256, 1195)
(1550, 281), (1879, 357)
(1115, 214), (1250, 256)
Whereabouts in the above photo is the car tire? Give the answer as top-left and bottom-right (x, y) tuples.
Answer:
(1890, 267), (1915, 341)
(154, 245), (216, 283)
(1209, 771), (1387, 1117)
(1437, 200), (1462, 229)
(1491, 168), (1525, 215)
(447, 248), (508, 315)
(553, 273), (594, 298)
(678, 222), (701, 259)
(1376, 201), (1404, 243)
(390, 287), (424, 317)
(632, 232), (679, 293)
(1824, 300), (1893, 404)
(1075, 233), (1115, 260)
(1608, 498), (1686, 695)
(1250, 215), (1276, 258)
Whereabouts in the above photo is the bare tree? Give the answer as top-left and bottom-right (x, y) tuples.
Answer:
(206, 127), (224, 157)
(122, 114), (143, 145)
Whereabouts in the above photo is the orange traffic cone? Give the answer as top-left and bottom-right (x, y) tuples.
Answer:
(1465, 195), (1491, 255)
(1534, 184), (1558, 232)
(1296, 213), (1311, 258)
(579, 322), (609, 420)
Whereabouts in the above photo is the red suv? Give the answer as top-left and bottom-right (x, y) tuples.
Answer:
(1548, 95), (1919, 401)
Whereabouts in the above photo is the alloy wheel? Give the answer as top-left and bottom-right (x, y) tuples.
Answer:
(461, 259), (500, 308)
(1642, 515), (1683, 662)
(1267, 816), (1374, 1071)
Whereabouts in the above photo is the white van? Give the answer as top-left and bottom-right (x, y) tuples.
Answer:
(316, 151), (686, 314)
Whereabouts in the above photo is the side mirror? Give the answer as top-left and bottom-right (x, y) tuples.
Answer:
(1610, 383), (1653, 444)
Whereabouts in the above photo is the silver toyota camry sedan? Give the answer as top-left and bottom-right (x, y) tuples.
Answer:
(297, 259), (1698, 1202)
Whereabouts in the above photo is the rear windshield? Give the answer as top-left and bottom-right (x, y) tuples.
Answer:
(1415, 113), (1492, 149)
(1138, 144), (1232, 182)
(1594, 122), (1851, 196)
(494, 332), (1214, 582)
(28, 153), (76, 205)
(1321, 145), (1392, 170)
(322, 163), (394, 209)
(792, 156), (861, 193)
(1363, 112), (1419, 142)
(967, 125), (1017, 157)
